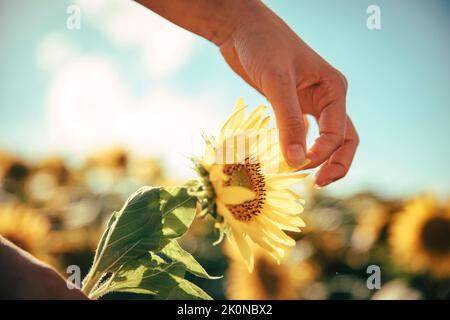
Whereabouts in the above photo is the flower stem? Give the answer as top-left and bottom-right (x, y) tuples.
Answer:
(81, 272), (101, 297)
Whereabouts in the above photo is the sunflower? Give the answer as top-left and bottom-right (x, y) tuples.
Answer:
(0, 152), (31, 197)
(351, 201), (389, 252)
(196, 98), (309, 271)
(225, 242), (314, 299)
(389, 195), (450, 278)
(86, 146), (129, 171)
(82, 147), (129, 194)
(371, 279), (423, 300)
(25, 156), (71, 204)
(0, 203), (55, 266)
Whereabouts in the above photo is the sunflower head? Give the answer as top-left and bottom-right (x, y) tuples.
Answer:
(0, 153), (32, 196)
(195, 98), (309, 272)
(389, 195), (450, 278)
(0, 203), (55, 266)
(87, 147), (128, 171)
(420, 215), (450, 255)
(38, 156), (70, 185)
(224, 241), (319, 299)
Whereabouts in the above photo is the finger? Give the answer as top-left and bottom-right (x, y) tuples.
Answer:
(303, 115), (310, 136)
(262, 69), (307, 168)
(315, 116), (359, 186)
(305, 92), (347, 169)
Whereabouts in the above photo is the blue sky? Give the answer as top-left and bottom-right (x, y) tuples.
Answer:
(0, 0), (449, 198)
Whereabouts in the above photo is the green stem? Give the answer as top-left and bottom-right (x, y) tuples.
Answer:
(89, 284), (110, 300)
(82, 272), (101, 297)
(88, 273), (116, 299)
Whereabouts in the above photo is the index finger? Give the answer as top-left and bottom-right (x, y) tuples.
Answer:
(262, 69), (307, 168)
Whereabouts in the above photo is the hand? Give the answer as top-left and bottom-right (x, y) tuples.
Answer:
(218, 2), (359, 186)
(139, 0), (359, 186)
(0, 236), (87, 299)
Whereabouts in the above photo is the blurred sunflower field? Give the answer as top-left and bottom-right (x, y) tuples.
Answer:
(1, 146), (449, 300)
(1, 0), (449, 301)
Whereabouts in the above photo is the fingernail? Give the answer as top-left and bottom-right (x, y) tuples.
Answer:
(315, 181), (328, 188)
(316, 177), (336, 187)
(286, 144), (305, 168)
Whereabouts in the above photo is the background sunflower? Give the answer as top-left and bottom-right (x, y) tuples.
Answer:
(0, 203), (55, 266)
(389, 195), (450, 278)
(224, 242), (316, 300)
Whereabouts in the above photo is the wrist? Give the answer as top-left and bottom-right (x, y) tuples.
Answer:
(138, 0), (268, 47)
(205, 0), (267, 46)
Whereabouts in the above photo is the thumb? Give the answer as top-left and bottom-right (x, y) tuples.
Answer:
(262, 70), (306, 168)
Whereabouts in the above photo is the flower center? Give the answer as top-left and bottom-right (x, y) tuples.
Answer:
(421, 215), (450, 255)
(223, 158), (266, 221)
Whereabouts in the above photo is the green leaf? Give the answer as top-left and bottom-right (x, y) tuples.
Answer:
(82, 185), (212, 300)
(166, 278), (212, 300)
(161, 187), (197, 239)
(94, 187), (163, 273)
(104, 253), (212, 300)
(160, 240), (221, 279)
(83, 187), (164, 292)
(92, 211), (119, 265)
(84, 210), (120, 284)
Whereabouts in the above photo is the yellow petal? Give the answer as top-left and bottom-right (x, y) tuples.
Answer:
(240, 105), (267, 131)
(278, 158), (311, 174)
(256, 218), (296, 246)
(267, 199), (304, 215)
(266, 189), (304, 202)
(244, 231), (284, 263)
(234, 97), (246, 110)
(202, 144), (216, 168)
(266, 173), (308, 188)
(255, 129), (277, 157)
(239, 220), (286, 255)
(228, 231), (254, 272)
(220, 186), (255, 205)
(262, 208), (306, 228)
(260, 214), (302, 233)
(216, 202), (286, 264)
(220, 104), (246, 137)
(255, 116), (271, 131)
(209, 165), (226, 182)
(263, 147), (309, 174)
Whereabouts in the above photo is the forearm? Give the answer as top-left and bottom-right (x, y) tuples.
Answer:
(0, 236), (43, 298)
(135, 0), (266, 45)
(0, 236), (86, 299)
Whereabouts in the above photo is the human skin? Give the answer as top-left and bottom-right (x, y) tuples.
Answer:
(0, 236), (87, 299)
(137, 0), (359, 187)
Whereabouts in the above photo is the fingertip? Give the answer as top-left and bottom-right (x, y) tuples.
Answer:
(314, 164), (333, 186)
(314, 163), (346, 187)
(285, 144), (306, 168)
(314, 173), (330, 187)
